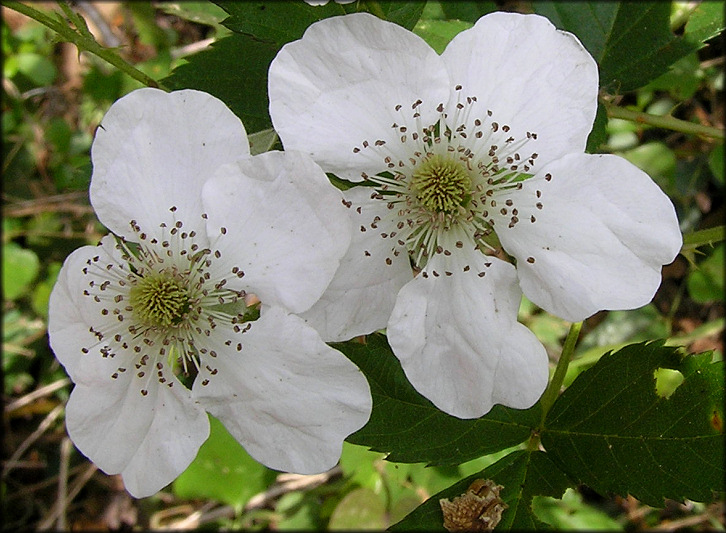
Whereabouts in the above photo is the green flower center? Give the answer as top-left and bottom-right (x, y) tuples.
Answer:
(410, 154), (472, 214)
(129, 272), (191, 329)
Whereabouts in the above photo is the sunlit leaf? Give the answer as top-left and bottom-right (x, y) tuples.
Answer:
(542, 342), (724, 507)
(328, 487), (387, 530)
(2, 242), (40, 300)
(532, 488), (624, 530)
(173, 415), (277, 508)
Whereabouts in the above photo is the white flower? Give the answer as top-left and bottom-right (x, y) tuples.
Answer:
(48, 88), (371, 498)
(268, 13), (682, 418)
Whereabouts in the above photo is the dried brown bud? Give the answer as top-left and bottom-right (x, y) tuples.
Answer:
(439, 479), (507, 532)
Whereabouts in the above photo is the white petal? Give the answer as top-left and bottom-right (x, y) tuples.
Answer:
(495, 153), (682, 322)
(387, 253), (548, 419)
(66, 371), (209, 498)
(269, 13), (450, 181)
(90, 88), (249, 239)
(193, 306), (372, 474)
(202, 150), (352, 314)
(300, 186), (413, 341)
(442, 12), (598, 164)
(48, 236), (133, 384)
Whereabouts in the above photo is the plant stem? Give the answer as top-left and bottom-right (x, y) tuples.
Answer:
(681, 226), (725, 252)
(5, 1), (165, 90)
(538, 321), (583, 427)
(604, 103), (724, 141)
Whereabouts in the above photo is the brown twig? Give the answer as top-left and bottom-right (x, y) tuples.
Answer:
(5, 378), (71, 414)
(37, 463), (98, 530)
(3, 404), (65, 479)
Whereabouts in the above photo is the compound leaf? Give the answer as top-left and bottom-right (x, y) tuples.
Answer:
(337, 334), (538, 465)
(541, 341), (724, 507)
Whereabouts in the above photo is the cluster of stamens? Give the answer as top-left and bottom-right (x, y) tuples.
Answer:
(348, 85), (551, 274)
(80, 206), (253, 396)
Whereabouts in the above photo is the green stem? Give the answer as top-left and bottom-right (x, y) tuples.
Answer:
(539, 321), (583, 426)
(5, 1), (164, 90)
(681, 226), (725, 252)
(604, 103), (724, 141)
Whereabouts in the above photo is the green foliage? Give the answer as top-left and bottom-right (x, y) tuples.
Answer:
(173, 415), (277, 508)
(337, 334), (539, 465)
(392, 451), (572, 531)
(164, 1), (426, 133)
(542, 342), (724, 507)
(687, 244), (725, 303)
(3, 242), (40, 300)
(532, 488), (624, 530)
(534, 1), (725, 92)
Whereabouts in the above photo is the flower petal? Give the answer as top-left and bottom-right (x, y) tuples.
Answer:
(66, 371), (209, 498)
(193, 306), (372, 474)
(202, 150), (352, 314)
(269, 13), (450, 181)
(387, 253), (548, 419)
(90, 88), (249, 239)
(442, 12), (598, 164)
(300, 186), (413, 341)
(495, 153), (682, 322)
(48, 236), (135, 384)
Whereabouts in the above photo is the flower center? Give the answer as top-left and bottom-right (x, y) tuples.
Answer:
(350, 88), (549, 272)
(410, 154), (472, 214)
(129, 272), (190, 329)
(79, 207), (253, 396)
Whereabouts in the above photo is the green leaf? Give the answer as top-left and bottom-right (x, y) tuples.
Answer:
(708, 144), (724, 185)
(586, 102), (608, 153)
(2, 242), (40, 300)
(391, 450), (572, 531)
(532, 488), (624, 530)
(413, 18), (472, 54)
(156, 1), (229, 27)
(328, 487), (387, 530)
(535, 2), (725, 92)
(533, 2), (619, 62)
(173, 415), (277, 508)
(164, 34), (278, 133)
(542, 341), (724, 507)
(439, 1), (498, 24)
(687, 244), (725, 303)
(337, 334), (538, 465)
(248, 128), (279, 156)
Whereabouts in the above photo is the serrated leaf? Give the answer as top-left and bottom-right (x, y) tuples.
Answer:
(535, 2), (725, 92)
(533, 2), (619, 61)
(163, 1), (423, 133)
(163, 34), (277, 133)
(391, 450), (572, 531)
(220, 0), (423, 38)
(336, 334), (538, 465)
(173, 415), (277, 507)
(542, 341), (724, 507)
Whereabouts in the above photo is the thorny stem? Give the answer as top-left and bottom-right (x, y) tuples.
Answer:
(604, 102), (725, 141)
(681, 226), (725, 253)
(5, 1), (165, 91)
(529, 321), (583, 450)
